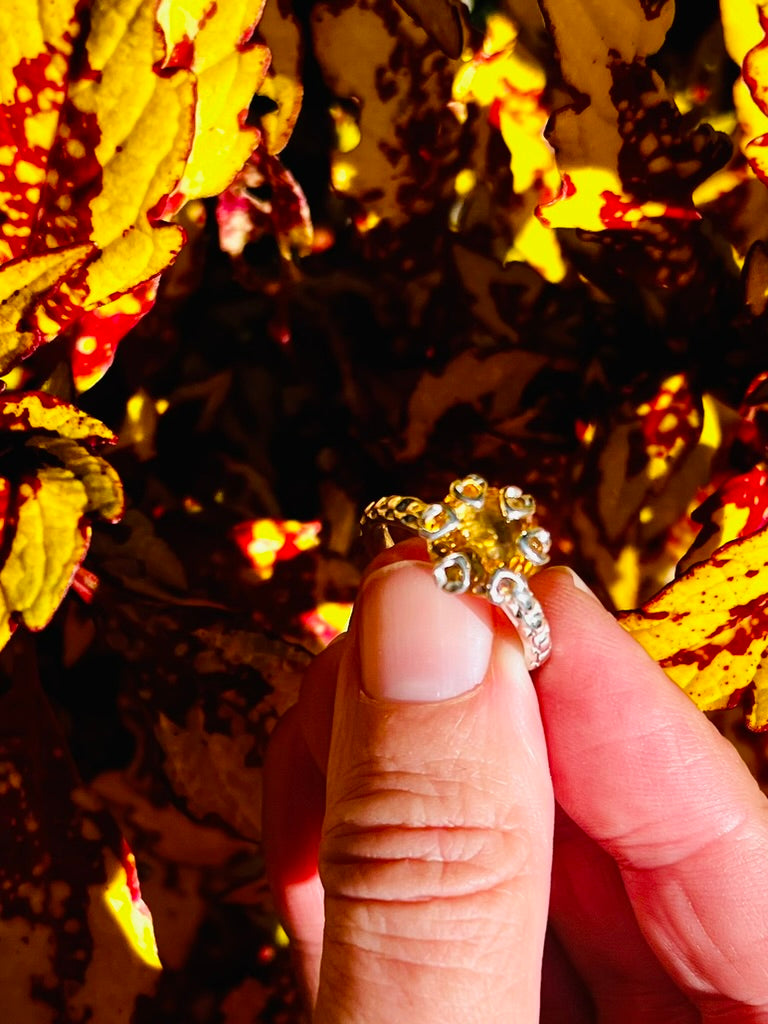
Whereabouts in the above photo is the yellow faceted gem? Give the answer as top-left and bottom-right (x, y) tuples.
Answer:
(420, 475), (550, 595)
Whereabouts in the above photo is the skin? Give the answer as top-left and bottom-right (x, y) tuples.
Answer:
(263, 544), (768, 1023)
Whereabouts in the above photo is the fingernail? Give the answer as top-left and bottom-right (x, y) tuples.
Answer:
(357, 561), (494, 702)
(548, 565), (600, 600)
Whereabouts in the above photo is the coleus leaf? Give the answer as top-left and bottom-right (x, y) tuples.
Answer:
(0, 390), (116, 441)
(721, 0), (768, 184)
(256, 0), (304, 155)
(156, 0), (271, 205)
(0, 391), (123, 649)
(394, 0), (465, 58)
(451, 12), (566, 283)
(537, 0), (731, 231)
(0, 0), (273, 375)
(620, 524), (768, 730)
(679, 464), (768, 572)
(0, 244), (93, 375)
(232, 517), (321, 579)
(8, 0), (195, 324)
(217, 147), (312, 260)
(311, 0), (464, 228)
(573, 375), (738, 608)
(69, 277), (160, 393)
(0, 649), (160, 1021)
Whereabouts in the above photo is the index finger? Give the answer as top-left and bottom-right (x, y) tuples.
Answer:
(532, 568), (768, 1020)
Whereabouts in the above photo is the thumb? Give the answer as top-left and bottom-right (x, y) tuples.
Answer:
(315, 560), (553, 1024)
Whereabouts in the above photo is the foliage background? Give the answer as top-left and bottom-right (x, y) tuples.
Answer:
(4, 0), (768, 1019)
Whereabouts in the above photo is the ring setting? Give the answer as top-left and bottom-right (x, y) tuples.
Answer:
(360, 474), (552, 668)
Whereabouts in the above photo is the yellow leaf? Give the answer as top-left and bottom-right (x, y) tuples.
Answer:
(257, 0), (304, 154)
(537, 0), (729, 231)
(620, 525), (768, 730)
(26, 436), (124, 522)
(0, 391), (116, 443)
(721, 0), (768, 181)
(573, 380), (737, 608)
(0, 245), (93, 373)
(56, 0), (195, 309)
(451, 13), (565, 283)
(158, 0), (270, 201)
(311, 0), (463, 228)
(0, 0), (81, 261)
(259, 72), (303, 155)
(0, 0), (195, 348)
(1, 0), (290, 361)
(0, 468), (89, 632)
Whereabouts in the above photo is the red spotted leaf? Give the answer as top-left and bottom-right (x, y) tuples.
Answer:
(573, 375), (738, 608)
(721, 0), (768, 184)
(680, 464), (768, 572)
(217, 148), (313, 261)
(69, 277), (160, 393)
(0, 0), (278, 377)
(537, 0), (730, 232)
(232, 517), (321, 579)
(311, 0), (465, 228)
(0, 392), (122, 648)
(621, 524), (768, 730)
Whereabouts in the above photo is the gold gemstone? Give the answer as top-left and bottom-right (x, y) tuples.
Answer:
(424, 481), (550, 592)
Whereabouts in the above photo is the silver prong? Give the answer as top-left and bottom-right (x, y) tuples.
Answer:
(433, 552), (471, 594)
(500, 485), (536, 522)
(488, 567), (526, 605)
(518, 526), (551, 566)
(418, 503), (459, 540)
(449, 474), (487, 508)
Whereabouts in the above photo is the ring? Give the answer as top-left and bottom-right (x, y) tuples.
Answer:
(360, 473), (552, 669)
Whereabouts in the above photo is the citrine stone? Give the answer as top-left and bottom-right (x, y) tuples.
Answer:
(423, 483), (550, 593)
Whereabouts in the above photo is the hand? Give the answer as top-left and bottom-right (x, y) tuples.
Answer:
(263, 547), (768, 1023)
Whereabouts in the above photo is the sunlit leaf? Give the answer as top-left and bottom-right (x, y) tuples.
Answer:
(311, 0), (463, 228)
(255, 0), (304, 155)
(0, 390), (115, 442)
(300, 601), (353, 646)
(679, 464), (768, 571)
(0, 392), (123, 645)
(453, 14), (557, 198)
(26, 436), (124, 522)
(451, 13), (565, 282)
(620, 524), (768, 730)
(0, 468), (89, 635)
(0, 0), (81, 262)
(0, 0), (282, 371)
(30, 0), (195, 330)
(70, 277), (160, 393)
(721, 0), (768, 183)
(0, 245), (93, 373)
(573, 376), (738, 607)
(157, 0), (271, 204)
(537, 0), (730, 231)
(232, 518), (321, 579)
